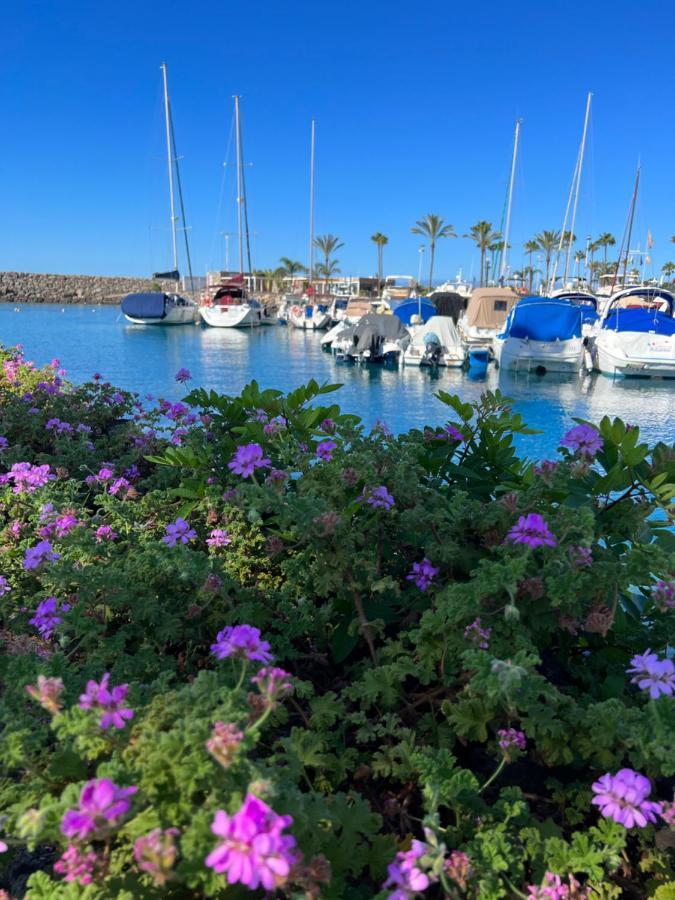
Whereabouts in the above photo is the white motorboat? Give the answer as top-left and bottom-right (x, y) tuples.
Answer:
(199, 275), (263, 328)
(404, 315), (465, 367)
(381, 275), (416, 306)
(592, 287), (675, 378)
(493, 297), (586, 374)
(288, 301), (331, 330)
(549, 289), (599, 337)
(458, 287), (519, 348)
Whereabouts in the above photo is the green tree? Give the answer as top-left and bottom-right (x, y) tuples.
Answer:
(316, 260), (341, 285)
(662, 261), (675, 283)
(411, 214), (456, 288)
(278, 257), (306, 279)
(533, 230), (562, 288)
(313, 235), (344, 282)
(520, 265), (541, 293)
(595, 232), (616, 265)
(524, 239), (539, 272)
(465, 221), (501, 287)
(370, 232), (389, 292)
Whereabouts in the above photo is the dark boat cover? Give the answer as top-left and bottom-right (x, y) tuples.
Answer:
(432, 292), (466, 322)
(602, 308), (675, 335)
(392, 297), (436, 325)
(121, 292), (167, 320)
(152, 269), (180, 281)
(341, 314), (408, 357)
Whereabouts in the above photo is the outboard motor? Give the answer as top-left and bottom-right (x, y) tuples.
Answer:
(422, 332), (442, 365)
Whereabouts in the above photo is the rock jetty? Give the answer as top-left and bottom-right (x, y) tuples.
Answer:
(0, 272), (180, 305)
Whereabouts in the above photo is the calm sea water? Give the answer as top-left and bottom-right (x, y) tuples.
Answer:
(1, 304), (674, 458)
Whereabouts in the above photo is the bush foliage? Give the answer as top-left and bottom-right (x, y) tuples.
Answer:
(0, 345), (674, 898)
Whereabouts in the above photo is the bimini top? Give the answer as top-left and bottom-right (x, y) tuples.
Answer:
(601, 308), (675, 335)
(606, 287), (674, 317)
(121, 292), (166, 319)
(392, 297), (436, 325)
(431, 291), (466, 323)
(464, 288), (518, 329)
(499, 297), (584, 341)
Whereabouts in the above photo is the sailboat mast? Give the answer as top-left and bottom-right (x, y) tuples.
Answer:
(308, 119), (316, 290)
(499, 118), (521, 283)
(621, 165), (640, 289)
(161, 63), (179, 272)
(563, 91), (592, 285)
(234, 95), (244, 276)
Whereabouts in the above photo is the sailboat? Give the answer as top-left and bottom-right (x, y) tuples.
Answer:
(121, 64), (198, 326)
(200, 96), (264, 328)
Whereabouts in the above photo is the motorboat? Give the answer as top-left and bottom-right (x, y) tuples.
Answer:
(458, 287), (519, 348)
(381, 275), (416, 305)
(592, 287), (675, 378)
(199, 275), (263, 328)
(122, 290), (198, 326)
(427, 291), (466, 324)
(321, 298), (374, 350)
(331, 314), (410, 363)
(430, 271), (472, 301)
(493, 296), (586, 374)
(550, 289), (599, 336)
(287, 301), (331, 330)
(403, 315), (465, 367)
(392, 296), (436, 326)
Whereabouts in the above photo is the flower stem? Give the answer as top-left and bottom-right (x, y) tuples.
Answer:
(479, 756), (507, 793)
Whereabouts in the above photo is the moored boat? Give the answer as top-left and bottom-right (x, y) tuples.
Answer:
(493, 297), (586, 374)
(288, 301), (331, 330)
(458, 287), (518, 348)
(403, 315), (465, 367)
(199, 275), (263, 328)
(332, 314), (410, 363)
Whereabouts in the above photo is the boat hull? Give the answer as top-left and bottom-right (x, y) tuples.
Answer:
(494, 336), (585, 373)
(288, 311), (331, 330)
(593, 332), (675, 378)
(403, 347), (465, 367)
(123, 303), (197, 326)
(199, 305), (262, 328)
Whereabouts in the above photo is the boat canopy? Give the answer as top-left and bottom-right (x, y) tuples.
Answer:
(464, 288), (518, 329)
(602, 308), (675, 335)
(392, 297), (436, 325)
(409, 315), (463, 349)
(121, 292), (166, 319)
(152, 269), (180, 281)
(431, 292), (466, 323)
(341, 314), (408, 355)
(499, 298), (584, 341)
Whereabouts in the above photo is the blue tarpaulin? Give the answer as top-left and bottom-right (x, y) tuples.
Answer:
(392, 297), (436, 325)
(121, 292), (167, 319)
(500, 298), (583, 341)
(602, 308), (675, 335)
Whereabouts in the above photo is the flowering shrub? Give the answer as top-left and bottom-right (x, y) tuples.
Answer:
(0, 344), (674, 897)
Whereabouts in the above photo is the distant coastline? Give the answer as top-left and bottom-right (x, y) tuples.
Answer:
(0, 271), (179, 305)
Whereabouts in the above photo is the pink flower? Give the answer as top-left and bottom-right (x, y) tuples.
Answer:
(207, 528), (232, 548)
(54, 844), (101, 884)
(498, 728), (526, 753)
(383, 840), (433, 898)
(95, 524), (118, 543)
(134, 828), (180, 886)
(205, 795), (296, 891)
(251, 667), (294, 705)
(206, 722), (244, 768)
(591, 769), (662, 828)
(79, 673), (134, 730)
(61, 779), (137, 840)
(26, 675), (64, 714)
(464, 617), (491, 649)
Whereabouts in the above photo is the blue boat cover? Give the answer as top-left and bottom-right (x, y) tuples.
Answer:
(392, 297), (436, 325)
(500, 298), (583, 341)
(121, 292), (167, 319)
(602, 308), (675, 335)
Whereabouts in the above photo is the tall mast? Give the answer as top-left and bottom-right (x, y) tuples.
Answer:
(161, 63), (179, 272)
(308, 119), (316, 289)
(563, 91), (592, 284)
(621, 164), (640, 290)
(499, 118), (521, 283)
(234, 95), (244, 275)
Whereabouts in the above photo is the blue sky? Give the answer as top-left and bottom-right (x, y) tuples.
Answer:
(2, 0), (674, 282)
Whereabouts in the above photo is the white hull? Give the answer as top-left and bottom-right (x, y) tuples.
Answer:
(124, 302), (197, 326)
(494, 336), (585, 373)
(403, 347), (465, 367)
(288, 311), (331, 330)
(459, 323), (500, 347)
(593, 331), (675, 378)
(199, 304), (262, 328)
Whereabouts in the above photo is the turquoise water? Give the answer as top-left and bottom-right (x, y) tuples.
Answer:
(1, 304), (674, 458)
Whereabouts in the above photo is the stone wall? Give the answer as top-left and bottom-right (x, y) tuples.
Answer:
(0, 272), (179, 305)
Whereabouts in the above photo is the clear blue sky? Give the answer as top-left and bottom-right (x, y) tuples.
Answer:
(2, 0), (674, 282)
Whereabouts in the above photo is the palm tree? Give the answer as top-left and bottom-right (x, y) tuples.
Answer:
(662, 261), (675, 283)
(313, 235), (344, 280)
(411, 214), (456, 288)
(520, 265), (541, 293)
(595, 233), (616, 265)
(278, 257), (306, 278)
(316, 260), (341, 288)
(370, 232), (388, 292)
(465, 221), (500, 287)
(524, 239), (539, 272)
(533, 230), (562, 288)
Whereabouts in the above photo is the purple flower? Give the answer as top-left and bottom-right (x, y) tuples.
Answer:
(265, 468), (287, 486)
(591, 768), (662, 828)
(263, 416), (287, 436)
(569, 546), (593, 567)
(406, 558), (439, 591)
(26, 675), (64, 713)
(497, 728), (527, 753)
(533, 459), (559, 482)
(207, 722), (244, 768)
(205, 795), (296, 891)
(364, 485), (395, 511)
(45, 418), (73, 435)
(79, 673), (134, 730)
(653, 579), (675, 610)
(76, 423), (92, 434)
(207, 528), (232, 548)
(163, 518), (197, 547)
(527, 872), (588, 899)
(320, 418), (336, 433)
(211, 624), (273, 663)
(560, 423), (603, 458)
(7, 462), (54, 494)
(0, 436), (8, 451)
(627, 650), (675, 699)
(29, 597), (69, 640)
(464, 617), (492, 650)
(0, 575), (10, 596)
(134, 828), (180, 886)
(95, 524), (118, 543)
(383, 840), (433, 899)
(373, 418), (393, 438)
(54, 845), (100, 885)
(109, 477), (131, 497)
(506, 513), (557, 549)
(54, 514), (79, 537)
(166, 402), (188, 421)
(251, 666), (294, 705)
(316, 440), (337, 461)
(228, 443), (271, 478)
(24, 540), (60, 571)
(175, 367), (192, 383)
(61, 779), (137, 840)
(438, 423), (464, 442)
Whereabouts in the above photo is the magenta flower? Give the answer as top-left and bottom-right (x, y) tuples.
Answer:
(533, 459), (558, 482)
(569, 546), (593, 567)
(406, 558), (439, 591)
(206, 722), (244, 768)
(95, 524), (118, 543)
(85, 466), (114, 487)
(316, 440), (337, 461)
(627, 650), (675, 699)
(54, 845), (100, 885)
(207, 528), (232, 548)
(364, 485), (395, 511)
(79, 673), (134, 730)
(320, 418), (336, 433)
(134, 828), (180, 886)
(560, 423), (603, 458)
(591, 769), (662, 828)
(444, 851), (474, 891)
(163, 518), (197, 547)
(61, 779), (137, 840)
(527, 872), (588, 899)
(438, 423), (464, 442)
(497, 728), (527, 753)
(228, 443), (271, 478)
(506, 513), (556, 549)
(53, 514), (79, 537)
(29, 597), (69, 640)
(26, 675), (65, 714)
(383, 840), (433, 898)
(205, 795), (296, 891)
(653, 579), (675, 610)
(109, 477), (132, 497)
(24, 540), (60, 571)
(7, 462), (54, 494)
(0, 576), (10, 596)
(263, 416), (286, 436)
(464, 617), (492, 650)
(251, 667), (294, 705)
(175, 367), (192, 383)
(211, 625), (273, 663)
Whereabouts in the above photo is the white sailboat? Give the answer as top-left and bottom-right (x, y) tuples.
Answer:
(122, 63), (198, 326)
(200, 96), (262, 329)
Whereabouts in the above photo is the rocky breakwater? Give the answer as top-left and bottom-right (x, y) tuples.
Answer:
(0, 272), (180, 305)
